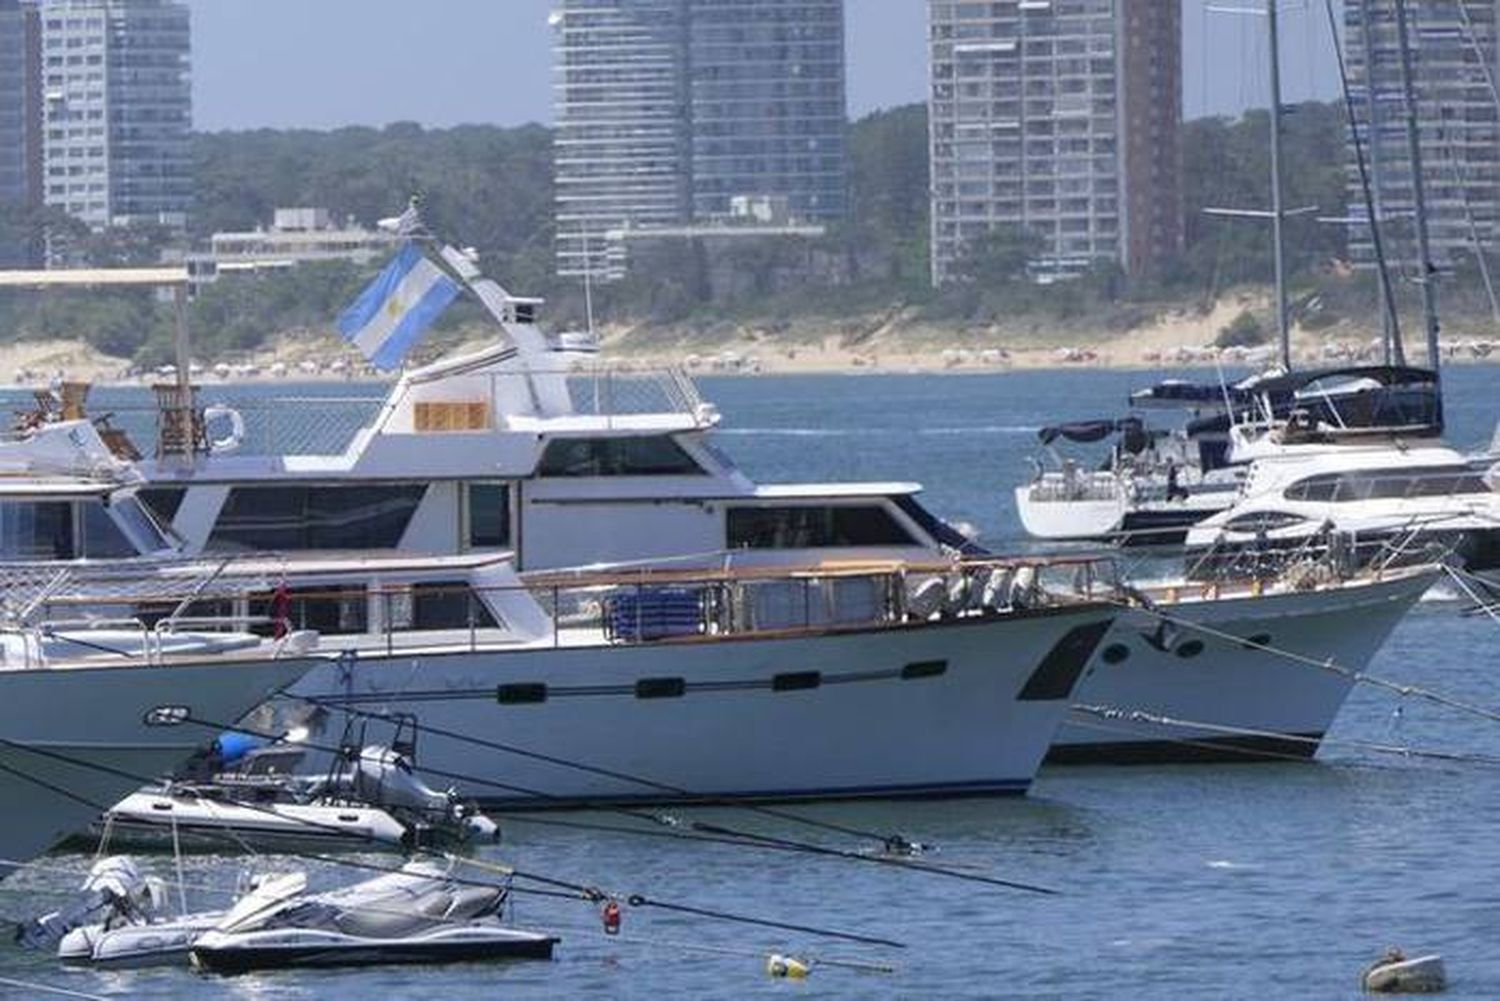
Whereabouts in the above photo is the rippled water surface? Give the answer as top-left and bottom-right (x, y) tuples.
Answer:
(1, 365), (1497, 999)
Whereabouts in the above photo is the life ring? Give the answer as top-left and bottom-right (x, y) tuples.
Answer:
(203, 404), (245, 454)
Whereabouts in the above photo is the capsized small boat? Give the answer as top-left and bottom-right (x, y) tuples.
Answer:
(190, 858), (557, 973)
(1362, 948), (1447, 994)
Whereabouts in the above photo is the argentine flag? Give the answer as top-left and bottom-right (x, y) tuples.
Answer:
(337, 243), (460, 371)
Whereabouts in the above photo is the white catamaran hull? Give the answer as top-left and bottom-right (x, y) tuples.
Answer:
(1049, 570), (1433, 762)
(0, 659), (314, 872)
(293, 608), (1115, 805)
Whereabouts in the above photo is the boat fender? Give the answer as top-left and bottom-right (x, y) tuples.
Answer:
(203, 404), (245, 455)
(981, 568), (1012, 610)
(601, 898), (621, 935)
(767, 953), (810, 979)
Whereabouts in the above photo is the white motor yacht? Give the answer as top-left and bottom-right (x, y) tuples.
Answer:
(1013, 366), (1448, 547)
(25, 549), (1118, 804)
(1183, 440), (1500, 582)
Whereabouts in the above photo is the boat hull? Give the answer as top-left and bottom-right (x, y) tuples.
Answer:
(1049, 570), (1433, 763)
(0, 658), (313, 872)
(191, 927), (559, 973)
(293, 607), (1115, 806)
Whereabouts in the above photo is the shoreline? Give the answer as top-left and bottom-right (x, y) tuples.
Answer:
(1, 328), (1495, 390)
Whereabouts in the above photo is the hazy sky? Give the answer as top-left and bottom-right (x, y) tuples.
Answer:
(189, 0), (1341, 132)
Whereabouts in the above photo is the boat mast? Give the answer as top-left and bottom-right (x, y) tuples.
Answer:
(1391, 0), (1442, 377)
(1356, 0), (1397, 364)
(1266, 0), (1291, 372)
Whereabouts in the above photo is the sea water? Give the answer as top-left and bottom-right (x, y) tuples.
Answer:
(1, 365), (1497, 1000)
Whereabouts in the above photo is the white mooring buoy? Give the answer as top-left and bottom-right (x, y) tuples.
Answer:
(1362, 947), (1447, 994)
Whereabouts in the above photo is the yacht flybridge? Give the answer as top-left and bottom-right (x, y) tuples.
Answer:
(0, 257), (974, 574)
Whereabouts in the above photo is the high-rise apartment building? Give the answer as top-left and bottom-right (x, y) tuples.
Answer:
(1343, 0), (1500, 271)
(1, 0), (42, 205)
(927, 0), (1181, 285)
(0, 0), (41, 264)
(552, 0), (847, 278)
(39, 0), (192, 231)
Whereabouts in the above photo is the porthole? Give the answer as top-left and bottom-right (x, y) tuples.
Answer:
(1241, 633), (1272, 651)
(1176, 639), (1205, 659)
(1101, 643), (1131, 665)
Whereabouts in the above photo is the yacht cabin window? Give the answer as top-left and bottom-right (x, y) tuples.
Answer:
(250, 585), (368, 636)
(0, 498), (141, 560)
(727, 505), (918, 549)
(413, 582), (499, 630)
(207, 485), (426, 552)
(138, 486), (186, 526)
(465, 482), (511, 549)
(1283, 466), (1491, 503)
(537, 436), (705, 477)
(1223, 511), (1309, 533)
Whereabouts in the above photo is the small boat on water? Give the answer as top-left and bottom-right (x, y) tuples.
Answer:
(96, 732), (500, 854)
(190, 858), (557, 973)
(19, 854), (302, 969)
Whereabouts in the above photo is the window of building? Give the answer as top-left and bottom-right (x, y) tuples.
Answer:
(727, 505), (917, 549)
(207, 484), (426, 551)
(537, 436), (704, 477)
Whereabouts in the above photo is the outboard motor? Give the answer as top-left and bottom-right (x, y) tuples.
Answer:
(17, 856), (158, 950)
(337, 745), (501, 845)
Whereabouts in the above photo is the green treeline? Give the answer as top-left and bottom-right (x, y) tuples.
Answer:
(0, 101), (1451, 364)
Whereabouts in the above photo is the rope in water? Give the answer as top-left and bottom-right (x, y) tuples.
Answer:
(0, 977), (107, 1000)
(1069, 705), (1500, 770)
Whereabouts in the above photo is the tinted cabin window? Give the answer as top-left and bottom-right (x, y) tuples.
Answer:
(207, 485), (425, 551)
(80, 501), (137, 558)
(466, 483), (510, 549)
(0, 501), (75, 559)
(1284, 466), (1491, 504)
(413, 582), (498, 630)
(138, 487), (186, 525)
(250, 586), (368, 636)
(537, 437), (703, 476)
(1224, 511), (1307, 532)
(727, 506), (917, 549)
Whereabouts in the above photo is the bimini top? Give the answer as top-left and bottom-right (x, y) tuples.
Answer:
(1132, 365), (1443, 438)
(1038, 417), (1153, 453)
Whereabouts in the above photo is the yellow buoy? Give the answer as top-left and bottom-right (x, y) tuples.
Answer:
(766, 953), (811, 979)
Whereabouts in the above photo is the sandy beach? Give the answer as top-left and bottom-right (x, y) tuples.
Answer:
(3, 289), (1493, 388)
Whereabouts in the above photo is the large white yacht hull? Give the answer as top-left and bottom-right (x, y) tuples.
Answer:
(0, 659), (313, 872)
(292, 608), (1115, 805)
(1049, 570), (1433, 762)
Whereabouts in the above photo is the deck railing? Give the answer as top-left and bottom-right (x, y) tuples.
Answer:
(6, 553), (1119, 667)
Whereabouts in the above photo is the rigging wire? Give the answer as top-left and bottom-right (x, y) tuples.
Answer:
(0, 740), (906, 951)
(1068, 704), (1500, 771)
(177, 708), (1056, 896)
(293, 693), (931, 853)
(1104, 576), (1500, 728)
